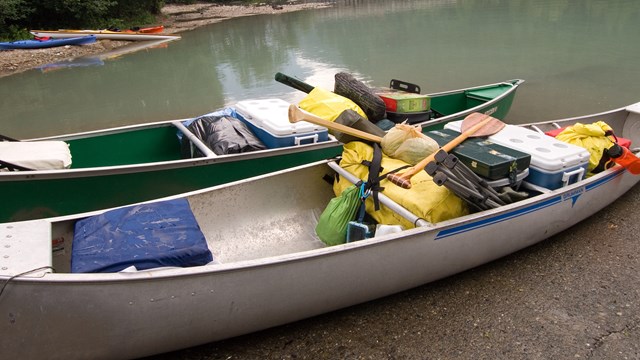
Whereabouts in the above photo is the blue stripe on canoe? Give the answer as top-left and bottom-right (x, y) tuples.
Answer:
(586, 167), (625, 191)
(434, 197), (560, 240)
(434, 169), (624, 240)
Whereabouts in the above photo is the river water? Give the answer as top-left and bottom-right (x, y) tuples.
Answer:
(1, 0), (639, 139)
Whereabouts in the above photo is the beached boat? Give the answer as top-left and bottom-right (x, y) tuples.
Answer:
(0, 35), (96, 50)
(1, 102), (638, 359)
(124, 25), (164, 34)
(58, 25), (165, 34)
(29, 29), (179, 41)
(0, 79), (523, 223)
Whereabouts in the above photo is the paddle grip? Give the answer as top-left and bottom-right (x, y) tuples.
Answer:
(274, 72), (314, 94)
(386, 173), (412, 189)
(288, 105), (383, 143)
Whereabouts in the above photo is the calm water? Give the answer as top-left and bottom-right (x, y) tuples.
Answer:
(1, 0), (639, 139)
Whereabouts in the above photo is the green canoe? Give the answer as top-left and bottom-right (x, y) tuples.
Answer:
(0, 79), (523, 222)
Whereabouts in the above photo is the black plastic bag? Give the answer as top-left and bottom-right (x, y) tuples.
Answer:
(181, 115), (266, 158)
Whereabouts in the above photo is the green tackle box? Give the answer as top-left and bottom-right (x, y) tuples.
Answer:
(426, 128), (531, 180)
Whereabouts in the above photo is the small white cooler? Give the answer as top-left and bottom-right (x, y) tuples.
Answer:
(445, 121), (590, 190)
(235, 99), (329, 148)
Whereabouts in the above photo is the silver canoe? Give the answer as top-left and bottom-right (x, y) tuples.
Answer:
(1, 103), (640, 359)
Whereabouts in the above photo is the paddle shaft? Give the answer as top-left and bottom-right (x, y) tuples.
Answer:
(288, 105), (383, 143)
(387, 114), (497, 189)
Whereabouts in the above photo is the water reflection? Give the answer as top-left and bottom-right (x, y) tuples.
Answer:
(1, 0), (639, 138)
(38, 57), (105, 73)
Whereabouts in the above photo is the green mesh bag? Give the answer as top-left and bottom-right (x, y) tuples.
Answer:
(315, 184), (361, 246)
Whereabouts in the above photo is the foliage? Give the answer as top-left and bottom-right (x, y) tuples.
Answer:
(0, 0), (166, 40)
(0, 0), (288, 40)
(0, 0), (31, 40)
(164, 0), (285, 4)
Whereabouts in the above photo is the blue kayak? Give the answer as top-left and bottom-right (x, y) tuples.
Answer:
(0, 35), (96, 50)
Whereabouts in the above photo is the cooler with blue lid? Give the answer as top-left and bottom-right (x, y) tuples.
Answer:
(445, 121), (590, 190)
(235, 99), (329, 148)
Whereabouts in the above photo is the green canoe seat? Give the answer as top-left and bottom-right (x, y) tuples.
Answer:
(465, 87), (507, 102)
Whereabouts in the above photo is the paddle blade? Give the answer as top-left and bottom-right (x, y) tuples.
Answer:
(609, 145), (640, 174)
(460, 112), (505, 137)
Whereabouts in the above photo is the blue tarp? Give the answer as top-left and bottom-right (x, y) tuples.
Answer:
(71, 198), (213, 273)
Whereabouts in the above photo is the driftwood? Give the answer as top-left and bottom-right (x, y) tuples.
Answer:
(334, 72), (387, 122)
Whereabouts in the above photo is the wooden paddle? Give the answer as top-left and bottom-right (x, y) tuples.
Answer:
(386, 112), (505, 189)
(288, 104), (383, 143)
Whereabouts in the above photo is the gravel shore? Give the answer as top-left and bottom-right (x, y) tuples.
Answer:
(0, 2), (331, 78)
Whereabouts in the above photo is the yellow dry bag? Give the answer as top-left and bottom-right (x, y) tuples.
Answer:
(298, 87), (367, 121)
(556, 121), (615, 174)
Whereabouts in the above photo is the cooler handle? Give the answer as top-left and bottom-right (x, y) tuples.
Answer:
(294, 134), (319, 145)
(561, 167), (585, 187)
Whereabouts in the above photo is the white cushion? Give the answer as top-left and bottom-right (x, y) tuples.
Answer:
(1, 141), (72, 170)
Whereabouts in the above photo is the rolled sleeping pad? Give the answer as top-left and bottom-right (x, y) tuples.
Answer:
(334, 72), (387, 122)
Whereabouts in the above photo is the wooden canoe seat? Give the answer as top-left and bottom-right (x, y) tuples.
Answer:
(0, 141), (72, 171)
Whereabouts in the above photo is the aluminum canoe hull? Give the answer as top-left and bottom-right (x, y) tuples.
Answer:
(1, 103), (639, 359)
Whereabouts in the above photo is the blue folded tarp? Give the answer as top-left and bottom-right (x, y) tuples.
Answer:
(71, 198), (213, 273)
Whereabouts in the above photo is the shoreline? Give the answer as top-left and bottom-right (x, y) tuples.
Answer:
(0, 2), (331, 78)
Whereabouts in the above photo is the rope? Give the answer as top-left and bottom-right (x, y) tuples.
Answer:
(0, 266), (55, 299)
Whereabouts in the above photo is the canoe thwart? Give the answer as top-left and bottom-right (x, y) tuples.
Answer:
(171, 120), (217, 158)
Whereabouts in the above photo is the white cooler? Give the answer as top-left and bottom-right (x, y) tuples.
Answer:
(235, 99), (329, 148)
(445, 121), (590, 190)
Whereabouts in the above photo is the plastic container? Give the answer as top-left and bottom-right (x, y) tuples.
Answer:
(445, 121), (590, 190)
(378, 92), (430, 113)
(235, 99), (329, 148)
(427, 128), (531, 180)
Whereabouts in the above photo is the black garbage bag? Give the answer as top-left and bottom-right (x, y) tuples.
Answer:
(181, 115), (266, 158)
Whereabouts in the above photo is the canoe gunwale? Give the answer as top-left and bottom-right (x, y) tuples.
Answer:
(419, 78), (524, 129)
(0, 138), (343, 180)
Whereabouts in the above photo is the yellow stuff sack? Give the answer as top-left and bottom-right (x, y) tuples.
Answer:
(298, 87), (367, 121)
(556, 121), (615, 173)
(334, 142), (468, 228)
